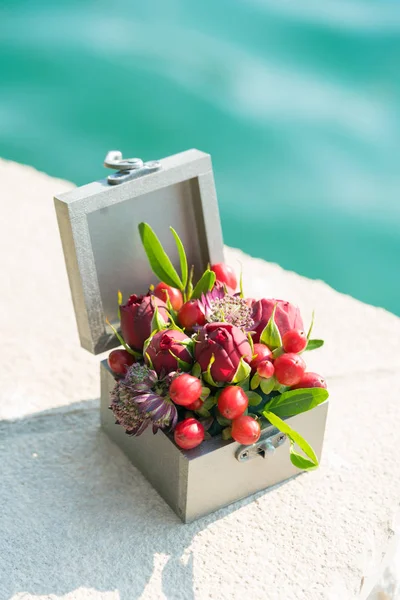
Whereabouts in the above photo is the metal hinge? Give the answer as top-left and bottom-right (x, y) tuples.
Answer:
(104, 150), (161, 185)
(236, 431), (287, 462)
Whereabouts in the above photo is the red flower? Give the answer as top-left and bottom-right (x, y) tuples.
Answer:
(251, 299), (303, 343)
(120, 294), (168, 351)
(145, 329), (193, 375)
(194, 322), (252, 383)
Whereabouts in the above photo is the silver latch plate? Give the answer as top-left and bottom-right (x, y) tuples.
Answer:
(236, 431), (287, 462)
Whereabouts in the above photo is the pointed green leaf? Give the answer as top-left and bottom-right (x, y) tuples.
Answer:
(151, 303), (168, 333)
(196, 406), (211, 418)
(259, 303), (282, 350)
(271, 347), (284, 359)
(145, 352), (154, 370)
(187, 265), (194, 300)
(202, 395), (216, 411)
(192, 362), (201, 378)
(307, 310), (315, 340)
(202, 354), (221, 387)
(105, 318), (141, 358)
(239, 269), (244, 299)
(250, 372), (261, 390)
(246, 391), (263, 406)
(263, 410), (318, 470)
(216, 410), (231, 427)
(266, 387), (329, 418)
(191, 270), (216, 299)
(222, 427), (233, 441)
(232, 357), (251, 384)
(289, 443), (318, 470)
(200, 387), (211, 401)
(168, 350), (192, 372)
(166, 311), (184, 333)
(117, 290), (123, 320)
(305, 339), (324, 351)
(260, 376), (276, 395)
(138, 222), (183, 290)
(247, 332), (254, 354)
(170, 227), (188, 289)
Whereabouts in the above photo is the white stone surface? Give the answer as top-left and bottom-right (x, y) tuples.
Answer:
(1, 158), (400, 600)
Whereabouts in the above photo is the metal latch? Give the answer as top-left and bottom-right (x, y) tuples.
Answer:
(104, 150), (161, 185)
(236, 431), (287, 462)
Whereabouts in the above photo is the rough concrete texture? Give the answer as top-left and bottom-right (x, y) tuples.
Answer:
(1, 158), (400, 600)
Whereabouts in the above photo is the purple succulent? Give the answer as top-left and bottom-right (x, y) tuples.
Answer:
(109, 363), (178, 436)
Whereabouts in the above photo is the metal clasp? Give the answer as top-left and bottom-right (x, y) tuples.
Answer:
(236, 431), (287, 462)
(104, 150), (161, 185)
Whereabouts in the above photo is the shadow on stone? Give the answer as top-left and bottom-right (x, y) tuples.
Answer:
(0, 400), (291, 600)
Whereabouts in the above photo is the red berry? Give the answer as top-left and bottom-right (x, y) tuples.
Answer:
(257, 360), (275, 379)
(107, 349), (136, 375)
(282, 329), (307, 353)
(178, 300), (206, 330)
(174, 418), (205, 449)
(186, 398), (204, 411)
(210, 263), (237, 291)
(231, 415), (261, 445)
(250, 343), (273, 370)
(154, 282), (183, 311)
(217, 386), (248, 420)
(274, 353), (306, 386)
(291, 372), (327, 390)
(169, 374), (203, 407)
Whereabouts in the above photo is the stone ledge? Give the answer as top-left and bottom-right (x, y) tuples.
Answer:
(1, 158), (399, 599)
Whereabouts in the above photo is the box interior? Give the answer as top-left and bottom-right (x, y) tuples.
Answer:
(87, 177), (210, 331)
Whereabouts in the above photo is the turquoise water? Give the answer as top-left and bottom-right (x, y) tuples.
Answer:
(1, 1), (400, 314)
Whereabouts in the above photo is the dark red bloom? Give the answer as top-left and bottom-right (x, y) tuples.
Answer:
(194, 322), (252, 383)
(145, 329), (193, 375)
(120, 294), (168, 351)
(251, 299), (304, 343)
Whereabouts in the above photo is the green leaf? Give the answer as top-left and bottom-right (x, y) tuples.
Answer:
(239, 269), (244, 299)
(202, 395), (216, 411)
(271, 347), (284, 359)
(138, 222), (183, 290)
(191, 362), (201, 378)
(246, 391), (263, 406)
(266, 388), (329, 418)
(166, 311), (184, 333)
(117, 290), (123, 320)
(289, 444), (318, 470)
(307, 310), (315, 340)
(305, 339), (324, 351)
(196, 406), (211, 418)
(222, 427), (232, 441)
(191, 270), (216, 299)
(216, 410), (231, 427)
(260, 377), (276, 395)
(202, 354), (219, 387)
(247, 332), (254, 355)
(170, 227), (188, 290)
(145, 352), (154, 370)
(168, 350), (192, 372)
(200, 387), (211, 401)
(151, 303), (168, 333)
(105, 318), (141, 359)
(250, 372), (261, 390)
(263, 410), (319, 470)
(259, 303), (282, 350)
(187, 265), (194, 300)
(232, 357), (251, 384)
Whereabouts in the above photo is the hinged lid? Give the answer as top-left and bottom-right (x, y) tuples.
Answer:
(54, 149), (224, 355)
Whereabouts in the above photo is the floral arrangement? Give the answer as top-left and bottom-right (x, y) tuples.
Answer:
(107, 223), (329, 470)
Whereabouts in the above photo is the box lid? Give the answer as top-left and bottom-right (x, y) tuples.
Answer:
(54, 149), (224, 355)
